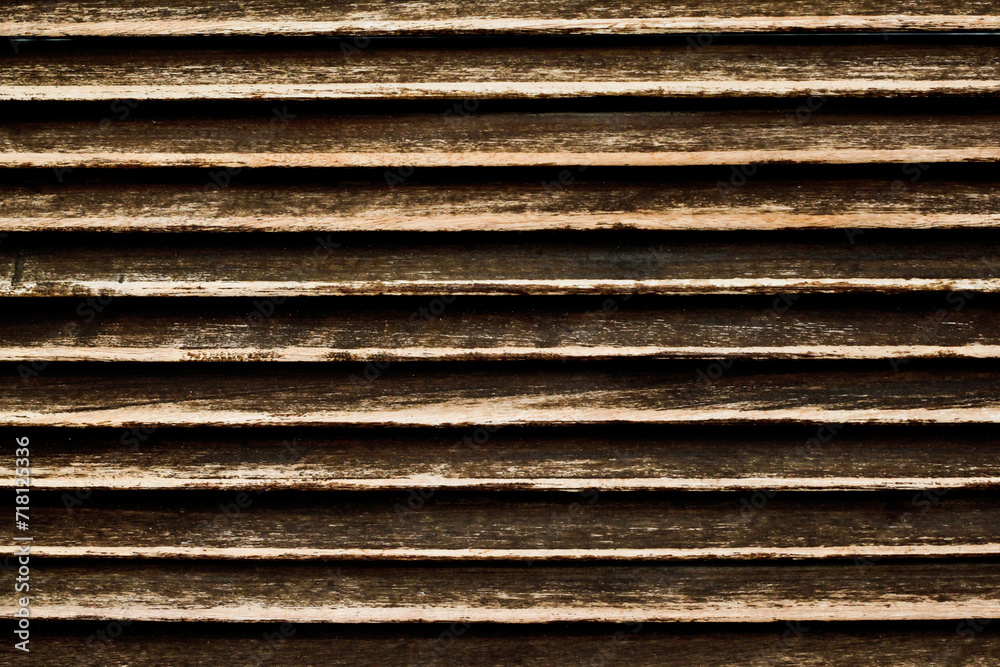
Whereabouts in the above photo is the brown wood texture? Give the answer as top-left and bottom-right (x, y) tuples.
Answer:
(2, 234), (999, 296)
(2, 363), (1000, 427)
(12, 559), (1000, 622)
(1, 176), (998, 233)
(19, 624), (1000, 667)
(6, 1), (1000, 656)
(20, 491), (1000, 560)
(1, 0), (997, 35)
(2, 297), (1000, 361)
(6, 426), (999, 491)
(3, 42), (1000, 100)
(3, 109), (1000, 168)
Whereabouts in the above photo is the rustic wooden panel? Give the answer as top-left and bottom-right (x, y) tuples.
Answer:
(3, 109), (1000, 167)
(8, 425), (999, 491)
(2, 0), (997, 35)
(3, 296), (1000, 361)
(16, 560), (1000, 622)
(2, 176), (998, 233)
(23, 491), (1000, 560)
(4, 42), (1000, 100)
(3, 234), (999, 296)
(2, 363), (999, 427)
(19, 623), (1000, 667)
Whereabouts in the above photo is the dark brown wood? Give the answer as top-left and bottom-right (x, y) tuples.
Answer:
(4, 43), (1000, 100)
(9, 426), (1000, 491)
(2, 0), (997, 35)
(3, 110), (999, 167)
(2, 297), (1000, 361)
(17, 559), (1000, 621)
(3, 235), (999, 297)
(3, 178), (997, 233)
(24, 492), (1000, 560)
(2, 363), (1000, 427)
(20, 624), (1000, 667)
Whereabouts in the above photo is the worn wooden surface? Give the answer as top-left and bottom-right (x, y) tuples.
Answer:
(3, 297), (1000, 361)
(11, 559), (1000, 622)
(16, 623), (1000, 667)
(19, 491), (1000, 560)
(6, 0), (1000, 659)
(2, 234), (999, 296)
(3, 109), (1000, 167)
(5, 426), (999, 491)
(4, 42), (1000, 100)
(3, 176), (999, 232)
(3, 363), (1000, 427)
(2, 0), (997, 35)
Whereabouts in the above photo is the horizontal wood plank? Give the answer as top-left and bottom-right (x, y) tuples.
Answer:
(3, 297), (1000, 361)
(3, 110), (1000, 168)
(7, 425), (1000, 491)
(21, 492), (1000, 560)
(2, 177), (999, 233)
(3, 363), (1000, 427)
(2, 235), (999, 296)
(16, 560), (1000, 622)
(2, 0), (997, 35)
(4, 43), (1000, 100)
(20, 624), (1000, 667)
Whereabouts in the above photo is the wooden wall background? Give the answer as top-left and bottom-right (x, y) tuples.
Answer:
(2, 1), (1000, 664)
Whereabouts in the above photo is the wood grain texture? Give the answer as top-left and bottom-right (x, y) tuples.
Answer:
(20, 624), (1000, 667)
(3, 363), (1000, 427)
(4, 297), (1000, 362)
(4, 43), (1000, 100)
(21, 492), (1000, 560)
(8, 425), (1000, 491)
(3, 110), (1000, 167)
(2, 235), (999, 297)
(3, 177), (999, 232)
(14, 560), (1000, 622)
(1, 0), (997, 35)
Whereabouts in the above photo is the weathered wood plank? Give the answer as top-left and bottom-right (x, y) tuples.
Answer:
(21, 492), (1000, 560)
(3, 177), (999, 232)
(2, 235), (999, 297)
(15, 560), (1000, 622)
(4, 43), (1000, 100)
(20, 623), (1000, 667)
(8, 425), (999, 491)
(3, 297), (1000, 361)
(2, 363), (1000, 427)
(1, 0), (997, 35)
(3, 110), (1000, 167)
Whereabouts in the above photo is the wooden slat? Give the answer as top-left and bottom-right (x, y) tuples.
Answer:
(9, 426), (1000, 491)
(4, 297), (1000, 361)
(3, 363), (1000, 427)
(2, 177), (999, 233)
(3, 110), (1000, 168)
(21, 624), (1000, 667)
(3, 235), (999, 297)
(1, 0), (997, 35)
(4, 43), (1000, 101)
(22, 492), (1000, 560)
(16, 560), (1000, 622)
